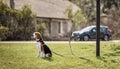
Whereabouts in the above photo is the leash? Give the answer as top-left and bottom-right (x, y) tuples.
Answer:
(69, 37), (75, 55)
(69, 36), (81, 57)
(51, 36), (77, 57)
(51, 37), (75, 57)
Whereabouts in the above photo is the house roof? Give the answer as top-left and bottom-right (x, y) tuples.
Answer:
(4, 0), (80, 19)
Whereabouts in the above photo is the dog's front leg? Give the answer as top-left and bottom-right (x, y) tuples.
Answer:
(37, 46), (41, 58)
(40, 52), (45, 57)
(36, 42), (42, 58)
(40, 45), (45, 57)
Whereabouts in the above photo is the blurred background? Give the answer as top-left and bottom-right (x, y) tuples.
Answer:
(0, 0), (120, 41)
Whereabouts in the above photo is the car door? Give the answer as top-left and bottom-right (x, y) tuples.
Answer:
(89, 27), (96, 39)
(100, 27), (105, 38)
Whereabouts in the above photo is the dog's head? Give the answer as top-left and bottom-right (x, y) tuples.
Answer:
(33, 32), (41, 40)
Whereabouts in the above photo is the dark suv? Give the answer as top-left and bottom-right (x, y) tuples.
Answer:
(71, 25), (112, 41)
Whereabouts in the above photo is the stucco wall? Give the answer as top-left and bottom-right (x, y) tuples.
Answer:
(36, 17), (72, 39)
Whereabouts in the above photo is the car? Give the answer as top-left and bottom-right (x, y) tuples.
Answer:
(71, 25), (112, 41)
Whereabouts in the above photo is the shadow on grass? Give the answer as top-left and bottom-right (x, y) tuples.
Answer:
(104, 51), (120, 57)
(42, 57), (53, 62)
(79, 57), (93, 62)
(97, 56), (119, 63)
(97, 56), (108, 62)
(41, 51), (65, 61)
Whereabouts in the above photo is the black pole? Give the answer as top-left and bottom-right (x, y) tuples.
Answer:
(96, 0), (100, 57)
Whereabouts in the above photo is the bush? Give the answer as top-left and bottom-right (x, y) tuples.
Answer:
(0, 25), (10, 41)
(0, 1), (36, 40)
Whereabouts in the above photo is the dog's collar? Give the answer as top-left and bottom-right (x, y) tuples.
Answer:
(37, 38), (45, 44)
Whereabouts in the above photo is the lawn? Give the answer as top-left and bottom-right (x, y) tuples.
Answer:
(0, 42), (120, 69)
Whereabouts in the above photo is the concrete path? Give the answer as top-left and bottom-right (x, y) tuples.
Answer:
(0, 40), (120, 44)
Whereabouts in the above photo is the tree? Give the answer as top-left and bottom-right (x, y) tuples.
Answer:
(14, 5), (36, 40)
(0, 1), (36, 40)
(65, 6), (87, 24)
(0, 1), (12, 40)
(65, 5), (87, 32)
(69, 0), (120, 39)
(69, 0), (96, 22)
(69, 0), (120, 22)
(101, 0), (120, 13)
(0, 25), (10, 41)
(37, 22), (46, 36)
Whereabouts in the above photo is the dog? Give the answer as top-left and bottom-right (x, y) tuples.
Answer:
(33, 32), (52, 58)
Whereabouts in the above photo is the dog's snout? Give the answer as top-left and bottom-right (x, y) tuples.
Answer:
(31, 33), (35, 39)
(31, 35), (34, 39)
(32, 33), (36, 38)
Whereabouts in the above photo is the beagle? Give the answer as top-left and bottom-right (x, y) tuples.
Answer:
(33, 32), (52, 58)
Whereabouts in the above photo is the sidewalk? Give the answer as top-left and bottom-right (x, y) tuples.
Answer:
(0, 41), (96, 44)
(0, 40), (120, 44)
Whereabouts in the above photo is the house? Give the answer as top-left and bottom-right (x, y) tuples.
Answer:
(3, 0), (80, 40)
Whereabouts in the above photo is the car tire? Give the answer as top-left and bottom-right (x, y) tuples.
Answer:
(103, 35), (109, 41)
(83, 35), (89, 41)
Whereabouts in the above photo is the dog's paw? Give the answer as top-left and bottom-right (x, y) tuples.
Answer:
(45, 54), (49, 57)
(45, 54), (52, 58)
(40, 52), (45, 57)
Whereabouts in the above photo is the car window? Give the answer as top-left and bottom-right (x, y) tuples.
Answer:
(81, 26), (94, 32)
(100, 28), (103, 32)
(92, 28), (96, 32)
(100, 27), (106, 32)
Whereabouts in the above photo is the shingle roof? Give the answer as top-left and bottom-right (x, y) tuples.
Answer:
(4, 0), (80, 19)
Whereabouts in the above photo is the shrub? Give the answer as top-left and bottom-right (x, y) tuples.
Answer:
(0, 25), (10, 41)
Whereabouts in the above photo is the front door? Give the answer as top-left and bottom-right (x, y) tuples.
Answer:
(51, 21), (61, 36)
(90, 28), (96, 39)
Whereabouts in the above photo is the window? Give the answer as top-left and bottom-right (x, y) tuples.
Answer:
(100, 27), (106, 32)
(58, 22), (61, 33)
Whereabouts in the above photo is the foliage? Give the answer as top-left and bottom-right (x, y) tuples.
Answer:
(0, 42), (120, 69)
(0, 1), (12, 40)
(0, 25), (10, 40)
(13, 5), (36, 40)
(37, 23), (46, 36)
(69, 0), (120, 21)
(69, 0), (96, 22)
(101, 0), (120, 13)
(0, 1), (36, 40)
(0, 1), (13, 27)
(101, 0), (120, 39)
(65, 5), (87, 32)
(65, 6), (87, 25)
(69, 0), (120, 39)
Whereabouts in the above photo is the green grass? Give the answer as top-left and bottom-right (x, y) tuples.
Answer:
(0, 42), (120, 69)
